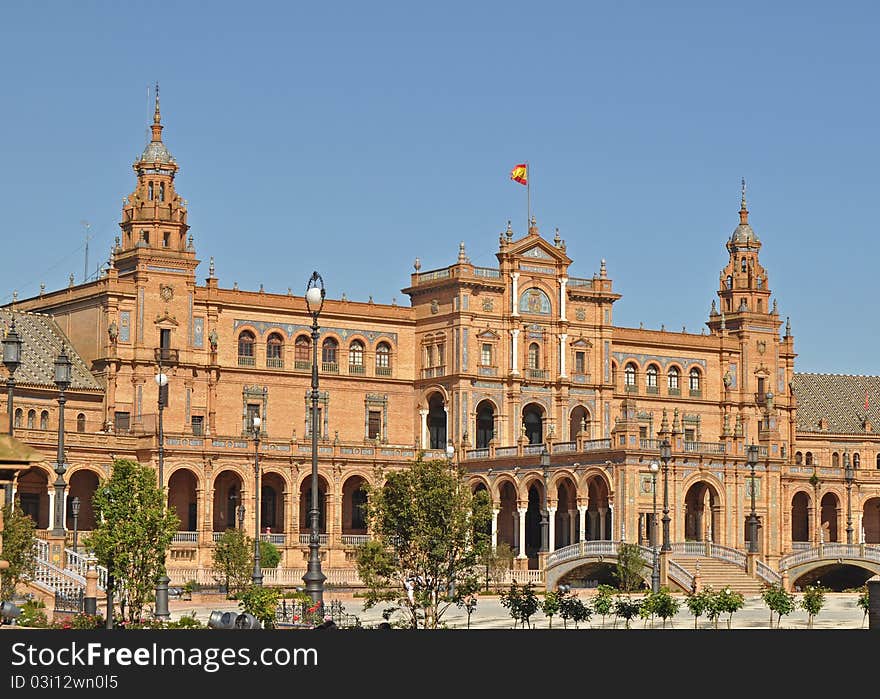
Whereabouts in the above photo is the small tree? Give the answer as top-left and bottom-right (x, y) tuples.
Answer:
(259, 540), (282, 570)
(542, 590), (561, 629)
(652, 588), (681, 629)
(87, 458), (179, 623)
(613, 595), (642, 629)
(761, 582), (796, 628)
(716, 587), (745, 629)
(594, 584), (615, 627)
(212, 528), (252, 596)
(703, 587), (725, 629)
(686, 588), (710, 629)
(801, 584), (827, 629)
(499, 581), (521, 629)
(856, 585), (870, 628)
(456, 593), (478, 629)
(558, 589), (591, 629)
(238, 585), (279, 629)
(0, 503), (37, 601)
(614, 542), (648, 593)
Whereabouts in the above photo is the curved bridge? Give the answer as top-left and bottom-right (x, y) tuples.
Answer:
(544, 541), (695, 592)
(779, 544), (880, 582)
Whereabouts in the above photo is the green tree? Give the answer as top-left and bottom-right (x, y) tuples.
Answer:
(499, 580), (522, 628)
(212, 528), (252, 596)
(761, 582), (796, 628)
(613, 595), (642, 629)
(456, 592), (478, 629)
(614, 542), (647, 593)
(716, 587), (745, 629)
(479, 543), (515, 592)
(652, 588), (681, 629)
(801, 584), (827, 629)
(685, 588), (710, 629)
(639, 592), (656, 628)
(593, 584), (615, 627)
(542, 590), (561, 629)
(354, 458), (492, 629)
(238, 585), (279, 629)
(500, 581), (541, 629)
(0, 502), (37, 601)
(259, 540), (281, 569)
(86, 458), (179, 623)
(856, 585), (870, 628)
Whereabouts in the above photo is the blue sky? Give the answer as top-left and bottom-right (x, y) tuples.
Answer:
(2, 1), (878, 374)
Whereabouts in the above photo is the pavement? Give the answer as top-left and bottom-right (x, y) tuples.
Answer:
(169, 590), (869, 630)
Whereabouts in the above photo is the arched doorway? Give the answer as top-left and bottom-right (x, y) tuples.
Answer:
(300, 476), (329, 534)
(66, 470), (100, 533)
(862, 497), (880, 544)
(569, 406), (590, 441)
(525, 480), (546, 567)
(497, 480), (517, 551)
(260, 473), (285, 533)
(585, 475), (611, 541)
(684, 481), (721, 543)
(475, 401), (495, 449)
(15, 467), (49, 530)
(427, 393), (447, 449)
(168, 469), (198, 531)
(554, 477), (578, 548)
(820, 492), (839, 543)
(791, 491), (811, 544)
(522, 403), (543, 445)
(342, 475), (368, 535)
(213, 470), (245, 532)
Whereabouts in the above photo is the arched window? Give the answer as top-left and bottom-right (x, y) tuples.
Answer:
(726, 275), (733, 289)
(322, 338), (339, 372)
(159, 182), (165, 202)
(667, 366), (680, 391)
(528, 343), (541, 371)
(741, 258), (747, 272)
(376, 342), (392, 375)
(14, 408), (21, 428)
(294, 335), (311, 368)
(795, 451), (803, 465)
(40, 411), (49, 430)
(689, 368), (701, 393)
(76, 413), (86, 432)
(148, 182), (154, 200)
(853, 453), (860, 469)
(805, 452), (813, 466)
(27, 410), (35, 429)
(266, 333), (284, 368)
(646, 364), (659, 390)
(832, 452), (839, 468)
(237, 331), (255, 366)
(349, 341), (364, 374)
(624, 363), (637, 388)
(611, 362), (617, 387)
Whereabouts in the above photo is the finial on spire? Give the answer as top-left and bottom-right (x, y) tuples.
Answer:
(209, 256), (215, 278)
(554, 227), (561, 246)
(739, 177), (749, 224)
(414, 257), (421, 272)
(528, 216), (538, 235)
(710, 299), (717, 315)
(659, 407), (670, 435)
(12, 290), (17, 307)
(154, 82), (161, 124)
(506, 220), (513, 239)
(599, 259), (607, 278)
(785, 316), (791, 337)
(458, 241), (468, 263)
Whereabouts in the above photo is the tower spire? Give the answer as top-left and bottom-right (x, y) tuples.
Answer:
(740, 177), (749, 224)
(151, 82), (164, 143)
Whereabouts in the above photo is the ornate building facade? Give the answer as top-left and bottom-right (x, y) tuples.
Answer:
(4, 96), (880, 590)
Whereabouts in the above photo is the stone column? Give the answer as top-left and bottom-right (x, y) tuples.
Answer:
(491, 508), (499, 548)
(548, 506), (557, 552)
(559, 334), (568, 377)
(511, 329), (520, 375)
(578, 506), (587, 542)
(419, 409), (428, 450)
(599, 506), (607, 540)
(559, 277), (568, 321)
(517, 507), (528, 559)
(511, 272), (520, 316)
(568, 509), (577, 546)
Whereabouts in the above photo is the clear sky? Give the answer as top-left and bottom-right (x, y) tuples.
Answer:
(1, 1), (878, 375)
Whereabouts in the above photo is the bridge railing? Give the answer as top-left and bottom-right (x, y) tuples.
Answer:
(546, 540), (617, 567)
(667, 560), (695, 590)
(707, 543), (747, 569)
(755, 560), (781, 585)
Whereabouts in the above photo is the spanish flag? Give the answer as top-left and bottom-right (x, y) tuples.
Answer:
(510, 163), (528, 186)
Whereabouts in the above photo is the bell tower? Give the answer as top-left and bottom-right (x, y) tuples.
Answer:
(114, 84), (197, 275)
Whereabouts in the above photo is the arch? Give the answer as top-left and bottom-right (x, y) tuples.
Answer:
(168, 468), (199, 531)
(524, 481), (544, 564)
(863, 497), (880, 544)
(321, 336), (339, 366)
(611, 361), (618, 388)
(688, 367), (702, 392)
(527, 342), (541, 371)
(519, 287), (552, 315)
(832, 452), (839, 468)
(552, 474), (579, 548)
(791, 490), (811, 544)
(667, 365), (681, 392)
(260, 471), (285, 533)
(427, 392), (447, 449)
(876, 453), (880, 470)
(27, 409), (35, 429)
(348, 340), (365, 372)
(645, 363), (659, 390)
(342, 475), (369, 534)
(582, 473), (612, 541)
(76, 413), (85, 432)
(853, 452), (861, 469)
(522, 403), (544, 445)
(805, 452), (814, 466)
(624, 362), (637, 388)
(569, 405), (591, 440)
(14, 408), (22, 428)
(213, 469), (245, 532)
(496, 479), (518, 551)
(266, 332), (284, 368)
(795, 451), (803, 465)
(299, 474), (330, 533)
(237, 330), (256, 364)
(820, 491), (839, 542)
(683, 479), (723, 543)
(294, 334), (311, 367)
(469, 476), (490, 494)
(66, 469), (100, 534)
(15, 466), (50, 529)
(375, 341), (392, 375)
(475, 399), (496, 449)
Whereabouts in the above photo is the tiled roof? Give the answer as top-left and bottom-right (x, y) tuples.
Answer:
(0, 310), (101, 391)
(792, 372), (880, 434)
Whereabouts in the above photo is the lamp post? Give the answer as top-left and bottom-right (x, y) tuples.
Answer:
(2, 316), (22, 506)
(539, 448), (550, 553)
(844, 450), (854, 545)
(251, 415), (262, 586)
(71, 496), (80, 553)
(747, 443), (759, 554)
(303, 271), (326, 608)
(51, 346), (72, 538)
(660, 438), (672, 551)
(155, 370), (169, 493)
(649, 461), (660, 592)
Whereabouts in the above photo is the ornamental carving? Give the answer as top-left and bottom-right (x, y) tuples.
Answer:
(430, 299), (439, 314)
(160, 284), (174, 302)
(575, 307), (586, 321)
(482, 297), (494, 312)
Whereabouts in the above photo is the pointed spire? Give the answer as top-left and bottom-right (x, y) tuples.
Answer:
(710, 299), (717, 315)
(458, 241), (469, 263)
(672, 407), (681, 436)
(208, 256), (215, 278)
(506, 220), (513, 239)
(151, 82), (164, 143)
(528, 216), (538, 235)
(739, 177), (749, 225)
(785, 316), (791, 337)
(414, 257), (421, 272)
(659, 407), (670, 435)
(600, 259), (607, 279)
(554, 227), (561, 247)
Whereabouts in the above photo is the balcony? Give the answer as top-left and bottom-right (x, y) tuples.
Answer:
(421, 366), (445, 379)
(266, 357), (284, 369)
(322, 361), (339, 374)
(294, 360), (312, 371)
(376, 366), (392, 377)
(155, 347), (179, 365)
(349, 364), (366, 375)
(238, 355), (255, 367)
(528, 369), (549, 380)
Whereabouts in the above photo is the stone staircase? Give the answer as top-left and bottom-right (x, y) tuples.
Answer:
(671, 555), (766, 596)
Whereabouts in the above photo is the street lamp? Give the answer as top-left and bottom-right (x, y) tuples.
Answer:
(71, 496), (80, 553)
(2, 316), (22, 506)
(303, 271), (327, 608)
(659, 438), (672, 551)
(251, 415), (262, 586)
(155, 370), (169, 492)
(51, 346), (72, 538)
(747, 443), (759, 554)
(539, 448), (550, 553)
(649, 461), (660, 592)
(844, 450), (854, 545)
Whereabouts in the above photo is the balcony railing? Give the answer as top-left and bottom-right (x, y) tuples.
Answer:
(260, 533), (286, 545)
(266, 357), (284, 369)
(172, 531), (199, 543)
(155, 347), (179, 365)
(348, 364), (365, 375)
(294, 360), (312, 370)
(341, 534), (370, 546)
(527, 369), (549, 380)
(421, 366), (445, 379)
(376, 366), (392, 377)
(322, 361), (339, 374)
(238, 355), (255, 367)
(298, 533), (330, 545)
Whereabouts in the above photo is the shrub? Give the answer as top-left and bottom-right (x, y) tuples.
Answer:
(801, 584), (827, 629)
(19, 599), (48, 628)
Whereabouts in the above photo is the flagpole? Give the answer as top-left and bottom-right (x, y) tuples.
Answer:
(527, 161), (531, 232)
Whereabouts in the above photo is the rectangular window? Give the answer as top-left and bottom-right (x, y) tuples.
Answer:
(307, 407), (323, 437)
(685, 428), (696, 442)
(368, 410), (382, 440)
(575, 351), (585, 374)
(191, 415), (204, 436)
(246, 404), (261, 432)
(481, 343), (492, 366)
(639, 426), (647, 439)
(114, 411), (130, 432)
(160, 328), (171, 349)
